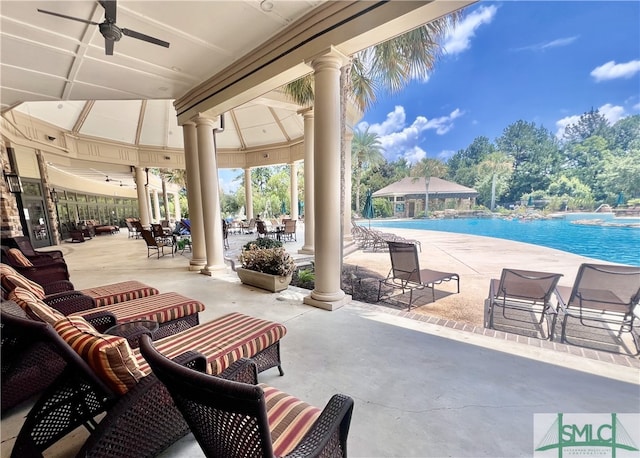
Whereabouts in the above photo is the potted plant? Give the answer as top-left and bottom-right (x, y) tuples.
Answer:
(237, 238), (296, 292)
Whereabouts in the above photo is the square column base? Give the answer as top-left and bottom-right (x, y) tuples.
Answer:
(303, 294), (351, 311)
(200, 265), (228, 276)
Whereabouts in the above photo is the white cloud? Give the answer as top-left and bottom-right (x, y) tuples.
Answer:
(437, 150), (456, 161)
(634, 102), (640, 111)
(555, 103), (627, 138)
(591, 60), (640, 82)
(358, 106), (463, 163)
(443, 5), (497, 55)
(513, 36), (579, 52)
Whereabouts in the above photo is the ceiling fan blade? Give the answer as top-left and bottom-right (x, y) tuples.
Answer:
(122, 28), (170, 48)
(37, 9), (99, 26)
(105, 38), (114, 56)
(99, 0), (117, 23)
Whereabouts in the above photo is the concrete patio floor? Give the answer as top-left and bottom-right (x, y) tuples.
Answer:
(1, 226), (639, 457)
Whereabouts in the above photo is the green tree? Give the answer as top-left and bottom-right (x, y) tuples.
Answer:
(447, 136), (496, 188)
(410, 158), (447, 215)
(563, 108), (612, 144)
(351, 127), (385, 214)
(610, 114), (640, 152)
(496, 120), (560, 202)
(475, 152), (512, 210)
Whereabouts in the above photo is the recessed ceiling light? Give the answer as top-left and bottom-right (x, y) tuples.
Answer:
(57, 103), (63, 109)
(171, 66), (181, 72)
(260, 0), (273, 12)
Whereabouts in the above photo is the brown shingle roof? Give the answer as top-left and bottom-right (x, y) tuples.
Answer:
(372, 177), (478, 199)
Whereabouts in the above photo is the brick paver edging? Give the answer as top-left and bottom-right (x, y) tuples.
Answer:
(352, 302), (640, 369)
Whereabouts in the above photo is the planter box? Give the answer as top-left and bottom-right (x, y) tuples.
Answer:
(236, 267), (292, 293)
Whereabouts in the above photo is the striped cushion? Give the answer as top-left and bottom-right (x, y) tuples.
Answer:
(71, 292), (204, 324)
(9, 287), (64, 325)
(54, 316), (145, 395)
(134, 312), (287, 376)
(0, 264), (46, 299)
(7, 248), (33, 267)
(80, 281), (160, 307)
(261, 384), (322, 456)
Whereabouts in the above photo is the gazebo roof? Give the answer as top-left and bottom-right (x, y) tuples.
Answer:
(372, 177), (478, 199)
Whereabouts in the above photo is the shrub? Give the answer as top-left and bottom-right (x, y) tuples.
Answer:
(296, 268), (315, 283)
(239, 245), (295, 276)
(242, 237), (282, 251)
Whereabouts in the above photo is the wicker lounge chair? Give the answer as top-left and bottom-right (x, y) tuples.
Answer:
(555, 263), (640, 352)
(7, 307), (287, 457)
(485, 268), (563, 339)
(3, 236), (65, 262)
(0, 247), (70, 283)
(377, 241), (459, 310)
(140, 334), (354, 458)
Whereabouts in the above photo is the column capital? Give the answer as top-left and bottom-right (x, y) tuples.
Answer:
(297, 107), (314, 117)
(307, 46), (350, 70)
(194, 116), (216, 128)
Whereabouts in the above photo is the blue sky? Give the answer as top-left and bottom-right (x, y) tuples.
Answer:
(220, 1), (640, 191)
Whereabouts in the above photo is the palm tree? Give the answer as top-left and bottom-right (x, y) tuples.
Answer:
(476, 152), (513, 210)
(352, 127), (385, 214)
(283, 12), (463, 216)
(411, 158), (447, 216)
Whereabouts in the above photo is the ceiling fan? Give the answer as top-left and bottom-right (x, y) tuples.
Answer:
(37, 0), (170, 56)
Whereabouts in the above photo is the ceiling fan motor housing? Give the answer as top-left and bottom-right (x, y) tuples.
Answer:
(99, 22), (122, 41)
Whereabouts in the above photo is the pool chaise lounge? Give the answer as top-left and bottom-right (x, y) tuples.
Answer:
(3, 303), (288, 457)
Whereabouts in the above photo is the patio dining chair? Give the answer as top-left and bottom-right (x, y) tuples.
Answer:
(139, 334), (355, 458)
(282, 218), (297, 242)
(555, 263), (640, 352)
(377, 241), (459, 310)
(141, 229), (174, 258)
(485, 268), (563, 339)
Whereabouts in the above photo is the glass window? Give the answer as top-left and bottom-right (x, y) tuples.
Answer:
(22, 181), (42, 196)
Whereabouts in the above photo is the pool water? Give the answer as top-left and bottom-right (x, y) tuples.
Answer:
(368, 216), (640, 266)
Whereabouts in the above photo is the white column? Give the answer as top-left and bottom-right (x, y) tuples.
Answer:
(162, 180), (169, 222)
(182, 122), (206, 270)
(134, 167), (150, 228)
(173, 192), (181, 221)
(196, 116), (226, 275)
(343, 129), (354, 243)
(290, 161), (298, 220)
(147, 190), (153, 224)
(299, 109), (314, 255)
(244, 168), (253, 220)
(152, 189), (161, 223)
(303, 48), (349, 311)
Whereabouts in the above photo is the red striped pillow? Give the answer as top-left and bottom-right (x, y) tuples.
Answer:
(0, 265), (46, 299)
(54, 316), (145, 395)
(7, 248), (33, 267)
(261, 384), (321, 456)
(9, 287), (64, 325)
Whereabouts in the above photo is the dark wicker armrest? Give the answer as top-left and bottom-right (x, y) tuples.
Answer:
(43, 292), (96, 314)
(217, 358), (258, 384)
(108, 326), (153, 349)
(284, 394), (355, 458)
(172, 351), (207, 372)
(84, 311), (118, 332)
(42, 280), (75, 295)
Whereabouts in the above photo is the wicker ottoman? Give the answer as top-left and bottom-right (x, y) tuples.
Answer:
(135, 312), (287, 376)
(81, 280), (160, 307)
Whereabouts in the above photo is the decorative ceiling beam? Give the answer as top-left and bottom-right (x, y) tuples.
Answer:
(62, 4), (104, 100)
(135, 100), (147, 146)
(72, 100), (95, 134)
(269, 106), (290, 142)
(229, 110), (246, 150)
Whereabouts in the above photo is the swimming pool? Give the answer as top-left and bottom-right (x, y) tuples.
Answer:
(367, 215), (640, 266)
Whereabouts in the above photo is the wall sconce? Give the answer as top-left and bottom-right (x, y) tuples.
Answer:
(50, 188), (59, 203)
(4, 171), (23, 193)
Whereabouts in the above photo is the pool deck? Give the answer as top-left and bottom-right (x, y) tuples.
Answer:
(1, 226), (639, 458)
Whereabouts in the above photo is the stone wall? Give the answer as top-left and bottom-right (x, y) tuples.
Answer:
(1, 145), (23, 238)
